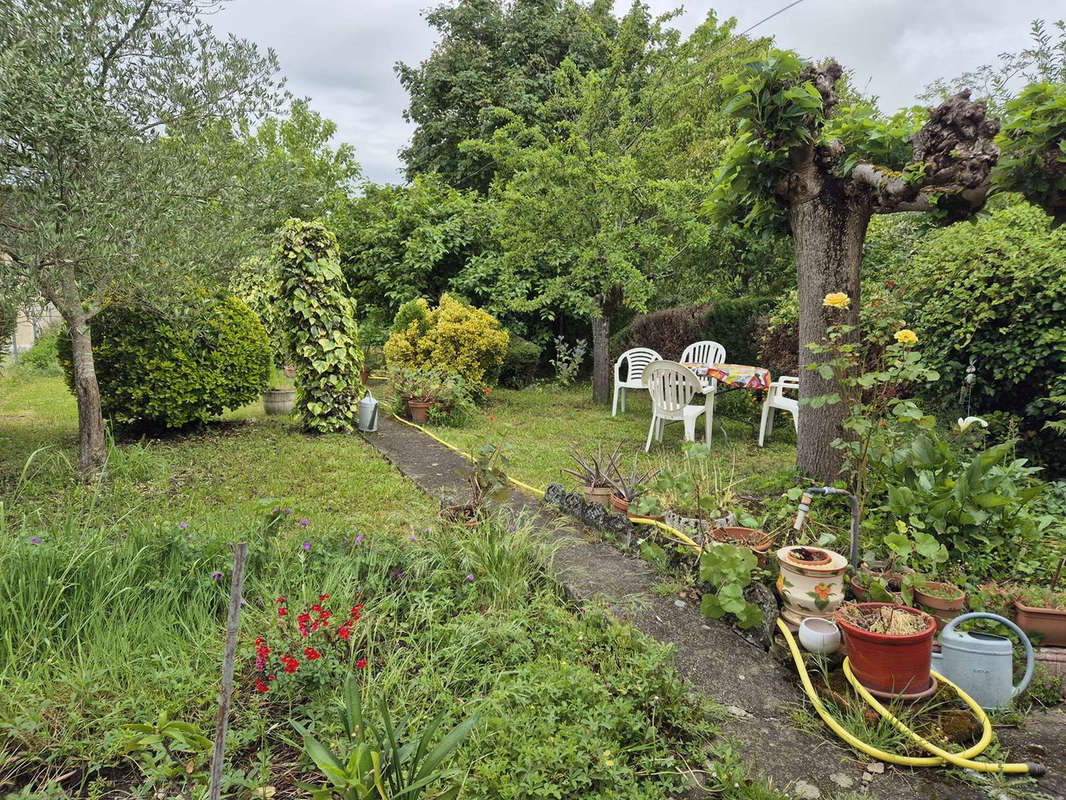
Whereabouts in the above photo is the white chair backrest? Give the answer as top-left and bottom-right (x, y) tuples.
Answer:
(643, 361), (701, 413)
(776, 375), (800, 391)
(616, 347), (661, 382)
(680, 340), (725, 365)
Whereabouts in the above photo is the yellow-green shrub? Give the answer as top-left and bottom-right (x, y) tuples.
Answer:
(384, 295), (508, 388)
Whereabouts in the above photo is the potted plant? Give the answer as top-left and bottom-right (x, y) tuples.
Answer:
(563, 444), (621, 507)
(262, 385), (296, 415)
(441, 442), (511, 526)
(836, 602), (937, 698)
(390, 367), (457, 423)
(1015, 574), (1066, 648)
(851, 529), (947, 605)
(607, 454), (661, 520)
(776, 545), (849, 627)
(913, 578), (967, 630)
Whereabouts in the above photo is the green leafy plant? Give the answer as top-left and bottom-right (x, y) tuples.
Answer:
(634, 443), (738, 526)
(562, 443), (620, 490)
(548, 336), (587, 387)
(276, 218), (364, 433)
(498, 333), (542, 388)
(293, 674), (477, 800)
(119, 711), (212, 793)
(57, 291), (271, 429)
(698, 542), (763, 629)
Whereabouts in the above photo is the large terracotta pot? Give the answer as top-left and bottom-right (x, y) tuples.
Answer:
(1015, 601), (1066, 647)
(837, 602), (936, 696)
(610, 493), (664, 523)
(262, 388), (295, 416)
(775, 545), (849, 627)
(406, 399), (432, 423)
(712, 527), (772, 569)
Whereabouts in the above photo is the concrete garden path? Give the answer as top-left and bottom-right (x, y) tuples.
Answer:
(363, 415), (1065, 800)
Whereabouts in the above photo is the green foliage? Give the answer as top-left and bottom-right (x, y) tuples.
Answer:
(877, 434), (1046, 579)
(17, 327), (61, 375)
(389, 367), (474, 427)
(498, 334), (542, 388)
(899, 201), (1066, 471)
(276, 218), (364, 433)
(995, 82), (1066, 223)
(395, 0), (619, 191)
(548, 336), (586, 386)
(702, 296), (774, 366)
(384, 295), (508, 388)
(699, 543), (763, 629)
(230, 255), (290, 366)
(339, 175), (498, 323)
(293, 674), (476, 800)
(611, 304), (708, 361)
(57, 292), (271, 429)
(119, 710), (212, 795)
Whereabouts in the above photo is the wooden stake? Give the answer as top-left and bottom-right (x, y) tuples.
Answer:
(208, 542), (248, 800)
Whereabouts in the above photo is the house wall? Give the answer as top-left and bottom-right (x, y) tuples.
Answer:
(9, 303), (62, 354)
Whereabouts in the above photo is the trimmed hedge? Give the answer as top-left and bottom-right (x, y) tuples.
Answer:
(58, 293), (271, 429)
(499, 333), (542, 388)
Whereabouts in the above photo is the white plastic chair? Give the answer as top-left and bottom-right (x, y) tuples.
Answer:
(612, 347), (662, 416)
(641, 361), (706, 451)
(759, 375), (799, 446)
(679, 340), (726, 441)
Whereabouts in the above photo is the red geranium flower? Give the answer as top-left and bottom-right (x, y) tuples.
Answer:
(304, 647), (322, 660)
(254, 679), (270, 693)
(278, 607), (287, 617)
(337, 624), (351, 640)
(356, 657), (367, 669)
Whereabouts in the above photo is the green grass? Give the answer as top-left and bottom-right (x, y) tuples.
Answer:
(0, 372), (784, 800)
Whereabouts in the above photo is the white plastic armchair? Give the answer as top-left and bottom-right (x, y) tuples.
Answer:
(612, 347), (662, 416)
(679, 340), (726, 441)
(759, 375), (799, 446)
(641, 361), (706, 451)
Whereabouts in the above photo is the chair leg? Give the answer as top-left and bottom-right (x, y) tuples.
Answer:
(791, 409), (798, 433)
(645, 414), (656, 452)
(705, 391), (715, 446)
(612, 384), (619, 417)
(621, 387), (626, 414)
(684, 415), (696, 442)
(759, 400), (771, 447)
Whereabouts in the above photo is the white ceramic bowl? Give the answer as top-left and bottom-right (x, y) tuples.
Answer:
(798, 617), (842, 654)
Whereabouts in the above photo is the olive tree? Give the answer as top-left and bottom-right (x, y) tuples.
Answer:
(0, 0), (283, 477)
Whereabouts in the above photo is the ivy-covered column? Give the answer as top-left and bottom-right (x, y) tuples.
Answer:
(276, 218), (363, 432)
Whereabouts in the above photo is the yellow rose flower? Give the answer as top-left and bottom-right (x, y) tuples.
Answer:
(894, 329), (918, 345)
(823, 292), (850, 309)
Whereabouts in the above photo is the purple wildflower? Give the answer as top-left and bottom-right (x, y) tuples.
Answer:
(302, 541), (311, 551)
(353, 533), (364, 545)
(211, 571), (223, 581)
(299, 518), (309, 528)
(30, 537), (41, 545)
(179, 522), (188, 530)
(284, 509), (293, 516)
(466, 573), (475, 582)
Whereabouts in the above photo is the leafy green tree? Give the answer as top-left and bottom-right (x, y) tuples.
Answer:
(396, 0), (619, 192)
(713, 51), (1005, 480)
(0, 0), (283, 477)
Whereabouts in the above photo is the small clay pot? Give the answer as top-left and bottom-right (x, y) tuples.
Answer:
(1015, 600), (1066, 647)
(583, 485), (612, 508)
(915, 581), (967, 630)
(406, 399), (433, 423)
(711, 526), (772, 569)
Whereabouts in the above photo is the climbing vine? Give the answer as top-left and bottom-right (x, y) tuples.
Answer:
(276, 218), (363, 432)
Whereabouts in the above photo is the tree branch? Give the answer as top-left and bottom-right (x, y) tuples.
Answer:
(98, 0), (155, 90)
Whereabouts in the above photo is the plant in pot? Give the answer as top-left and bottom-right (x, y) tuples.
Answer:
(1014, 558), (1066, 647)
(837, 602), (937, 699)
(606, 454), (661, 520)
(851, 526), (948, 607)
(562, 444), (621, 507)
(441, 441), (512, 526)
(699, 542), (764, 630)
(390, 367), (455, 423)
(776, 544), (850, 627)
(262, 382), (296, 415)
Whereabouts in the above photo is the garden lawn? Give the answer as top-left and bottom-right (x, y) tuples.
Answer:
(0, 371), (752, 800)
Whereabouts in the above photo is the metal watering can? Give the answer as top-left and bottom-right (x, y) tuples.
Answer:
(931, 612), (1034, 710)
(358, 392), (379, 433)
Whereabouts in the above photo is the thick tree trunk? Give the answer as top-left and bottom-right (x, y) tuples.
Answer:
(790, 192), (870, 482)
(51, 279), (107, 479)
(591, 313), (611, 405)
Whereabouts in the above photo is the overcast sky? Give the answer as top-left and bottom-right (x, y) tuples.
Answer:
(212, 0), (1055, 184)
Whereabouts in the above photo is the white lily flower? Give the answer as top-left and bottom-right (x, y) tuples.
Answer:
(957, 416), (988, 432)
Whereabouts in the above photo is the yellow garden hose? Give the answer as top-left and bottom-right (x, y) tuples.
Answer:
(383, 414), (1044, 777)
(777, 619), (1043, 775)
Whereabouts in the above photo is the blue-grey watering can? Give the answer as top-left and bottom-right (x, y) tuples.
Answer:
(358, 392), (379, 433)
(931, 612), (1034, 710)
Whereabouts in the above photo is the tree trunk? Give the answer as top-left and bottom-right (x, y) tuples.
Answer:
(51, 279), (107, 479)
(590, 313), (611, 405)
(790, 191), (870, 482)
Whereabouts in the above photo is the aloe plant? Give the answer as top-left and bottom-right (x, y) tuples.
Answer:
(293, 674), (477, 800)
(607, 452), (660, 502)
(562, 443), (621, 489)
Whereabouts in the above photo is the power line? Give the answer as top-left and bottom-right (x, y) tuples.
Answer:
(737, 0), (807, 39)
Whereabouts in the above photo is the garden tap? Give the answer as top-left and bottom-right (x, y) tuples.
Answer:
(793, 486), (861, 569)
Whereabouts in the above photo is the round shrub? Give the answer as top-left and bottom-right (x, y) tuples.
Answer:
(498, 333), (542, 388)
(609, 304), (708, 361)
(384, 294), (508, 389)
(899, 201), (1066, 470)
(58, 293), (270, 429)
(702, 295), (774, 366)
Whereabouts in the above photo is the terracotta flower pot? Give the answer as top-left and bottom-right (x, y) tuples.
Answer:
(406, 399), (433, 423)
(1015, 600), (1066, 647)
(610, 493), (664, 523)
(776, 546), (849, 627)
(262, 388), (295, 415)
(583, 485), (612, 508)
(711, 526), (772, 569)
(1035, 648), (1066, 698)
(850, 575), (871, 603)
(837, 603), (936, 696)
(915, 581), (966, 631)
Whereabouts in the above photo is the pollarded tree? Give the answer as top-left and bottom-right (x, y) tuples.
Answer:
(0, 0), (283, 478)
(713, 51), (1003, 480)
